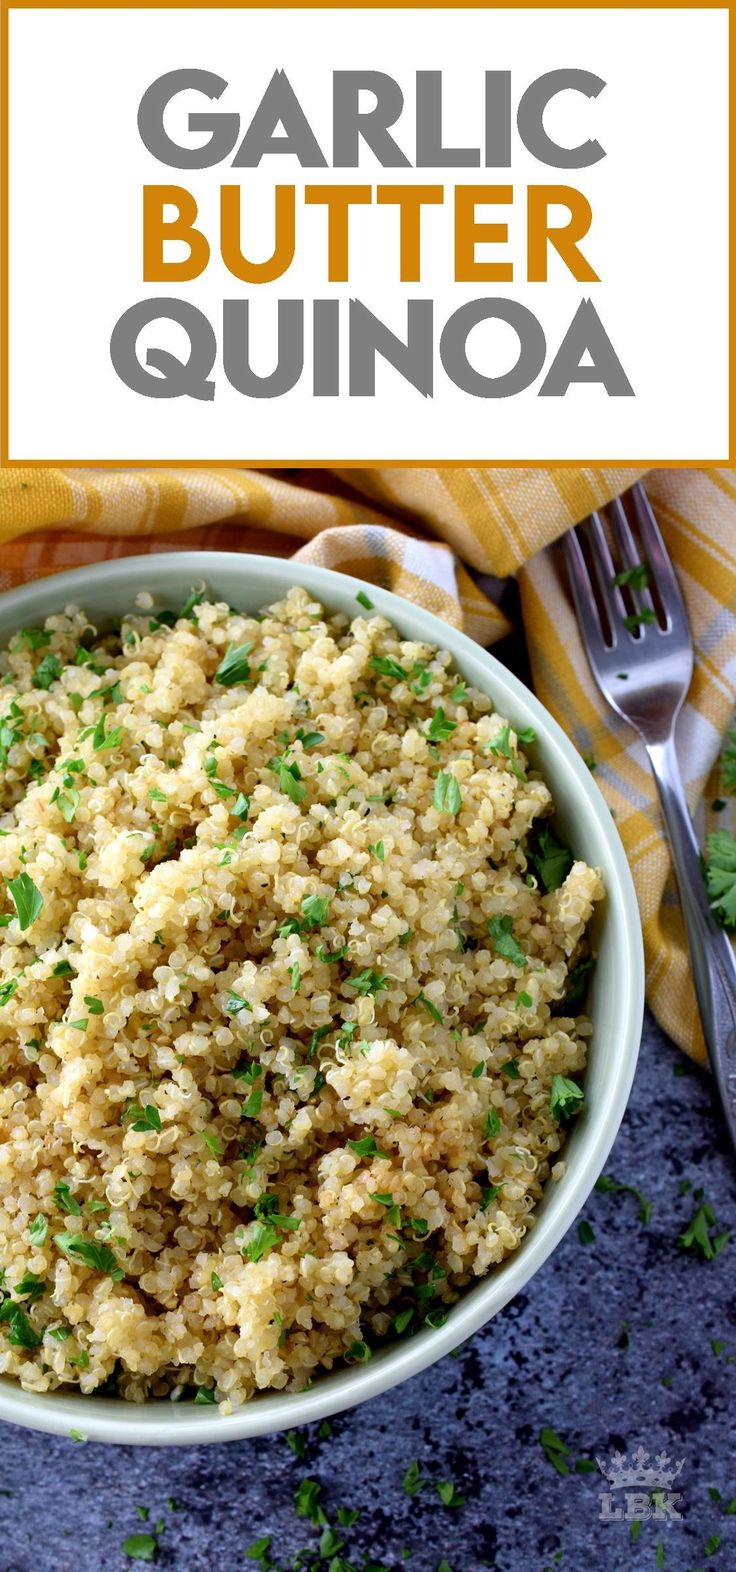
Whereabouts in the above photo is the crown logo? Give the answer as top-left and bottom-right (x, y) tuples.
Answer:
(596, 1447), (685, 1490)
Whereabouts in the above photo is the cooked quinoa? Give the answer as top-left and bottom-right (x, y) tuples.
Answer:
(0, 585), (603, 1409)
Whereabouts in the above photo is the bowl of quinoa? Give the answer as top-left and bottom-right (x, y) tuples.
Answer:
(0, 553), (643, 1444)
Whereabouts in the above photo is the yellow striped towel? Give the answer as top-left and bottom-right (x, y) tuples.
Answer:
(0, 463), (734, 1063)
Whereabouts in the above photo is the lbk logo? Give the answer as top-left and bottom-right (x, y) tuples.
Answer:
(597, 1446), (685, 1522)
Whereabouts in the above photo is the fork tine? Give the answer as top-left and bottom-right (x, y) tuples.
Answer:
(628, 482), (688, 626)
(586, 511), (623, 629)
(562, 527), (615, 657)
(605, 493), (658, 620)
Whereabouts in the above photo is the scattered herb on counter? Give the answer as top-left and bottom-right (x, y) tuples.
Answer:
(594, 1174), (652, 1225)
(678, 1196), (730, 1261)
(122, 1531), (158, 1561)
(435, 1479), (466, 1508)
(540, 1427), (571, 1476)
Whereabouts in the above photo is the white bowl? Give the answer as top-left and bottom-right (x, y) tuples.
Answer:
(0, 553), (644, 1444)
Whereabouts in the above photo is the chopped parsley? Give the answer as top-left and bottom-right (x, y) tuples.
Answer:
(549, 1074), (585, 1122)
(0, 1300), (41, 1349)
(124, 1103), (161, 1134)
(214, 643), (254, 686)
(32, 652), (62, 691)
(53, 1231), (124, 1280)
(28, 1213), (48, 1247)
(705, 830), (736, 928)
(483, 1107), (501, 1139)
(426, 708), (456, 743)
(301, 893), (330, 927)
(402, 1460), (424, 1496)
(84, 995), (104, 1014)
(370, 655), (408, 681)
(623, 608), (656, 632)
(90, 714), (123, 752)
(368, 840), (385, 862)
(0, 977), (19, 1007)
(433, 771), (462, 815)
(52, 1181), (82, 1216)
(270, 756), (307, 805)
(13, 626), (51, 652)
(435, 1480), (466, 1508)
(415, 991), (443, 1024)
(201, 1130), (225, 1159)
(122, 1532), (158, 1561)
(678, 1197), (730, 1261)
(594, 1174), (651, 1224)
(528, 827), (573, 892)
(487, 914), (527, 968)
(6, 872), (43, 931)
(540, 1427), (571, 1476)
(558, 957), (595, 1013)
(612, 561), (650, 590)
(225, 992), (252, 1016)
(345, 1339), (371, 1362)
(294, 1478), (327, 1526)
(722, 727), (736, 793)
(486, 722), (525, 779)
(348, 1135), (389, 1160)
(345, 969), (390, 997)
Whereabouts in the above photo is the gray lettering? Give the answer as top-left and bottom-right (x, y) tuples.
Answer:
(539, 298), (633, 395)
(222, 298), (304, 396)
(233, 70), (327, 167)
(109, 298), (216, 399)
(333, 72), (410, 167)
(137, 69), (239, 170)
(349, 299), (433, 396)
(440, 298), (546, 397)
(517, 69), (606, 168)
(416, 71), (480, 167)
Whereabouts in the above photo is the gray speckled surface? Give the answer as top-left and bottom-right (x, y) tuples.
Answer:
(1, 1010), (734, 1572)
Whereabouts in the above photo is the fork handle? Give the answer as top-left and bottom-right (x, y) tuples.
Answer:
(647, 732), (736, 1150)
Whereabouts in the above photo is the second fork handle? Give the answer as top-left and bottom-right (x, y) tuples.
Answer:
(647, 731), (736, 1154)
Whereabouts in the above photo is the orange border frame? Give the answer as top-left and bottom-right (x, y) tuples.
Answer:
(1, 0), (733, 468)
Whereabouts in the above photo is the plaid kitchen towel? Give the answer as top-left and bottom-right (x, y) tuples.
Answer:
(1, 463), (735, 1063)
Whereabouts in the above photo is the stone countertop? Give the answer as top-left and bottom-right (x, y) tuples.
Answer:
(0, 1010), (734, 1572)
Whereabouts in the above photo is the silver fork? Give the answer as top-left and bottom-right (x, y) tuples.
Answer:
(564, 480), (736, 1154)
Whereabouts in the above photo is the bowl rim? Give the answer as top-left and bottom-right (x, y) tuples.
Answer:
(0, 551), (645, 1445)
